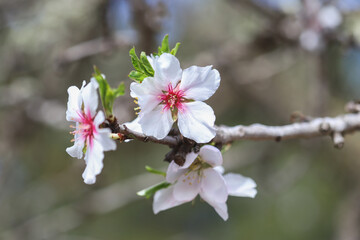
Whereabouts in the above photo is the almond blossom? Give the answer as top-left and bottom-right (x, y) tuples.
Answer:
(153, 145), (257, 221)
(66, 79), (116, 184)
(130, 53), (220, 143)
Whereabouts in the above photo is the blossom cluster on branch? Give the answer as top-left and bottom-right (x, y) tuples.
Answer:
(64, 35), (257, 220)
(64, 34), (360, 220)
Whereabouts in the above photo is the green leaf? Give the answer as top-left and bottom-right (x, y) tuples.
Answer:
(137, 181), (171, 199)
(170, 42), (181, 56)
(92, 66), (126, 117)
(129, 47), (142, 72)
(128, 70), (147, 83)
(145, 165), (166, 177)
(140, 51), (154, 76)
(159, 34), (170, 54)
(114, 82), (125, 97)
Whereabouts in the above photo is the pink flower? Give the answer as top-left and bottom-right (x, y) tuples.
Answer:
(66, 79), (116, 184)
(153, 145), (257, 220)
(130, 53), (220, 143)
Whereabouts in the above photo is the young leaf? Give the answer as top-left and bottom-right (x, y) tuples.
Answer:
(92, 66), (125, 117)
(128, 70), (148, 83)
(129, 47), (142, 72)
(140, 52), (154, 76)
(145, 165), (166, 177)
(159, 34), (170, 54)
(137, 181), (171, 199)
(114, 82), (125, 97)
(170, 42), (181, 56)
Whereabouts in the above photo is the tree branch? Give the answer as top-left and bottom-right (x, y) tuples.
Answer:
(214, 112), (360, 148)
(113, 105), (360, 149)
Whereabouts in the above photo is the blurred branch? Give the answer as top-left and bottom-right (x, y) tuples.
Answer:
(56, 32), (135, 66)
(115, 102), (360, 149)
(130, 0), (164, 53)
(228, 0), (283, 20)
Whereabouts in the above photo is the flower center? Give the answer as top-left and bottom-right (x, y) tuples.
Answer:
(159, 83), (185, 111)
(70, 109), (97, 149)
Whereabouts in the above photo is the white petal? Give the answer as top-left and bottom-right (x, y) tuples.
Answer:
(82, 139), (104, 184)
(93, 111), (116, 151)
(223, 173), (257, 198)
(153, 186), (187, 214)
(124, 117), (143, 134)
(199, 145), (223, 167)
(180, 151), (198, 169)
(180, 66), (220, 101)
(130, 78), (162, 115)
(154, 53), (182, 88)
(214, 166), (225, 174)
(209, 201), (228, 221)
(166, 161), (186, 184)
(173, 171), (201, 201)
(66, 86), (82, 122)
(130, 77), (162, 98)
(90, 76), (100, 89)
(177, 101), (216, 143)
(139, 105), (173, 140)
(147, 54), (159, 69)
(81, 81), (99, 117)
(66, 130), (84, 159)
(200, 168), (228, 203)
(166, 151), (198, 183)
(93, 110), (105, 126)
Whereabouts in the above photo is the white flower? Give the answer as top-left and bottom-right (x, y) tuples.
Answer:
(153, 145), (257, 221)
(130, 53), (220, 143)
(66, 79), (116, 184)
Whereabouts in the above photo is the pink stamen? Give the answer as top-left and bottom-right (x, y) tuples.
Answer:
(159, 83), (185, 112)
(71, 109), (97, 150)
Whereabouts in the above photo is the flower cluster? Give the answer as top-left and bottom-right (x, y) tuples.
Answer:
(65, 35), (257, 220)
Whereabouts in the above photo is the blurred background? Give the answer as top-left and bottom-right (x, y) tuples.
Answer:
(1, 0), (360, 239)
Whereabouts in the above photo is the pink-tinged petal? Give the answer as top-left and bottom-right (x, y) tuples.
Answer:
(166, 161), (187, 184)
(154, 53), (182, 88)
(199, 145), (223, 167)
(180, 66), (220, 101)
(66, 125), (84, 159)
(139, 105), (173, 140)
(180, 151), (198, 169)
(200, 168), (228, 203)
(82, 139), (104, 184)
(82, 80), (99, 117)
(66, 85), (82, 122)
(177, 101), (216, 143)
(153, 186), (187, 214)
(223, 173), (257, 198)
(173, 171), (201, 201)
(124, 117), (143, 134)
